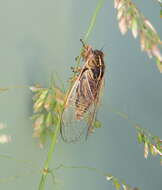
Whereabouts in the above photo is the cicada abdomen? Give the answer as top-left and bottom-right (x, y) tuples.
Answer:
(61, 42), (105, 143)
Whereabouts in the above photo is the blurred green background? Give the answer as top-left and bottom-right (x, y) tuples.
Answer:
(0, 0), (162, 189)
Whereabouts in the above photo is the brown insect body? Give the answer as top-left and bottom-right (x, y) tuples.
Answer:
(61, 43), (105, 142)
(75, 48), (105, 119)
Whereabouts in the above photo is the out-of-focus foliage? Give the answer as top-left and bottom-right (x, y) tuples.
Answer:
(0, 123), (11, 144)
(156, 59), (162, 72)
(114, 0), (162, 72)
(30, 84), (65, 147)
(155, 0), (162, 17)
(0, 88), (9, 92)
(106, 174), (139, 190)
(53, 164), (140, 190)
(108, 106), (162, 165)
(136, 126), (162, 164)
(160, 8), (162, 18)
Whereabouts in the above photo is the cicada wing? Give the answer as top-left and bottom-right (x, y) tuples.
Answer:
(60, 70), (96, 143)
(87, 77), (105, 135)
(61, 104), (89, 143)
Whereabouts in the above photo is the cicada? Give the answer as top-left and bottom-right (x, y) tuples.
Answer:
(61, 40), (105, 142)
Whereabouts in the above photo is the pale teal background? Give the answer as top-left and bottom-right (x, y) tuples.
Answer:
(0, 0), (162, 190)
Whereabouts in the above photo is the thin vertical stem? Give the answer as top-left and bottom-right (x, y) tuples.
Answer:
(38, 119), (60, 190)
(76, 0), (105, 69)
(83, 0), (105, 43)
(38, 0), (105, 189)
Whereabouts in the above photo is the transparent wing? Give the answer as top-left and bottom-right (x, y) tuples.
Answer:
(60, 69), (99, 143)
(87, 76), (105, 133)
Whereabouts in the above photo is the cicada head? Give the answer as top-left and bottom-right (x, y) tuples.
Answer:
(81, 44), (93, 61)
